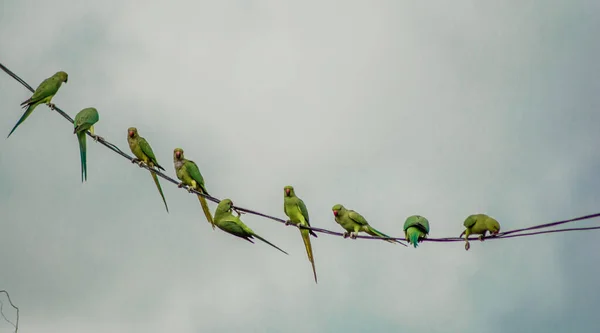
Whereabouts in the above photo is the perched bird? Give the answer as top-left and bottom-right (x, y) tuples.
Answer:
(127, 127), (169, 212)
(214, 198), (288, 255)
(460, 213), (501, 251)
(73, 107), (100, 182)
(173, 148), (214, 229)
(8, 71), (68, 138)
(331, 204), (406, 246)
(283, 185), (318, 283)
(403, 215), (430, 248)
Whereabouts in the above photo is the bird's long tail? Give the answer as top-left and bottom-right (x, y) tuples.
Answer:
(253, 233), (289, 255)
(77, 131), (87, 182)
(196, 194), (215, 229)
(367, 226), (407, 246)
(7, 104), (36, 138)
(407, 228), (421, 248)
(150, 171), (169, 213)
(300, 228), (318, 283)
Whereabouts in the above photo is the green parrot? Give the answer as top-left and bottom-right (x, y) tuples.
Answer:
(283, 185), (318, 283)
(73, 107), (100, 182)
(460, 213), (501, 251)
(403, 215), (430, 248)
(8, 71), (68, 138)
(331, 204), (406, 246)
(127, 127), (169, 212)
(173, 148), (214, 229)
(214, 198), (288, 255)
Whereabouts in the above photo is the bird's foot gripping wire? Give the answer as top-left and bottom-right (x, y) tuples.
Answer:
(342, 232), (350, 239)
(131, 158), (146, 167)
(465, 241), (471, 251)
(47, 102), (56, 110)
(479, 235), (485, 242)
(177, 182), (185, 188)
(284, 219), (292, 226)
(186, 186), (194, 193)
(233, 208), (246, 217)
(349, 232), (359, 239)
(92, 134), (104, 142)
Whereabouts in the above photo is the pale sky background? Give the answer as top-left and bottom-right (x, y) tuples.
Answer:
(1, 0), (600, 332)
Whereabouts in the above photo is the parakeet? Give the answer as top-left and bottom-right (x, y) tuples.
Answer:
(460, 213), (501, 251)
(73, 107), (100, 182)
(283, 185), (318, 283)
(331, 204), (406, 246)
(8, 71), (68, 138)
(214, 198), (288, 255)
(403, 215), (430, 248)
(173, 148), (214, 229)
(127, 127), (169, 212)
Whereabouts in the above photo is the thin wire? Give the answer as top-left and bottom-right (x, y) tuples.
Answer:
(2, 61), (600, 244)
(0, 290), (19, 333)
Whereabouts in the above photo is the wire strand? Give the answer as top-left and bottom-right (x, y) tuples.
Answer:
(0, 290), (19, 333)
(2, 61), (600, 244)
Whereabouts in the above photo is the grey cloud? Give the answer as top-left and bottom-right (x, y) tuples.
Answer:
(1, 0), (600, 332)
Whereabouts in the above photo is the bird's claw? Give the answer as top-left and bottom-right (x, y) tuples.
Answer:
(92, 135), (103, 142)
(131, 158), (139, 164)
(284, 220), (292, 226)
(342, 232), (350, 239)
(47, 102), (56, 110)
(350, 232), (358, 239)
(137, 161), (146, 167)
(479, 235), (485, 242)
(177, 182), (185, 188)
(233, 208), (245, 216)
(186, 186), (194, 193)
(465, 241), (470, 251)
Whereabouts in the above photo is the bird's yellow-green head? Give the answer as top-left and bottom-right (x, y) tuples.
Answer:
(488, 219), (501, 234)
(284, 185), (295, 197)
(127, 127), (138, 139)
(217, 198), (234, 213)
(173, 148), (185, 160)
(331, 204), (344, 217)
(55, 71), (68, 83)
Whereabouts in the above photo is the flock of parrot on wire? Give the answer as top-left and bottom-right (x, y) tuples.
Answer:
(2, 63), (600, 289)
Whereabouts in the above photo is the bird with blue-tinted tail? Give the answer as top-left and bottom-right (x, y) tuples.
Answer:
(73, 107), (100, 182)
(403, 215), (430, 248)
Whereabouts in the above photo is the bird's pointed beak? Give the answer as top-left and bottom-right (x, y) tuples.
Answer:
(333, 210), (338, 216)
(128, 131), (134, 138)
(285, 188), (290, 195)
(175, 151), (181, 158)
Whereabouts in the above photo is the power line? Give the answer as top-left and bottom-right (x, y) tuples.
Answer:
(2, 61), (600, 245)
(0, 290), (19, 333)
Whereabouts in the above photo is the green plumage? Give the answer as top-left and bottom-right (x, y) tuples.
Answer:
(331, 204), (406, 246)
(283, 185), (318, 283)
(460, 213), (501, 251)
(215, 199), (288, 255)
(127, 127), (169, 212)
(73, 107), (99, 182)
(173, 148), (214, 229)
(8, 71), (68, 138)
(403, 215), (430, 248)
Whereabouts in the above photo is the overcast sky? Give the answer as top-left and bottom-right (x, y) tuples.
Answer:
(1, 0), (600, 332)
